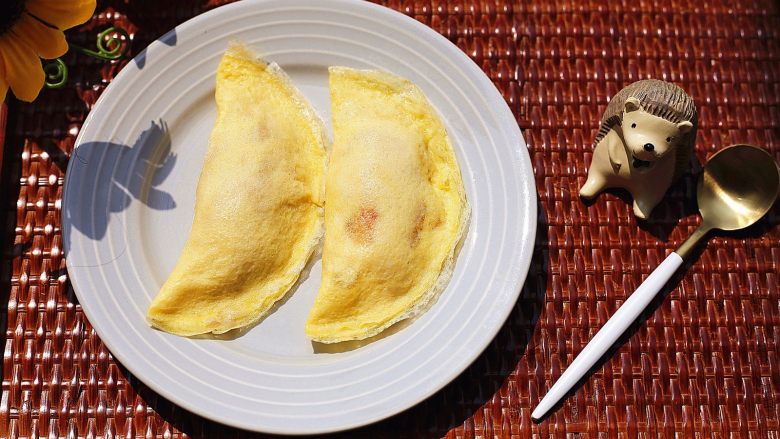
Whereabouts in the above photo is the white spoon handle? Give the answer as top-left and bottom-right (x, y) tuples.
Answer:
(532, 252), (684, 420)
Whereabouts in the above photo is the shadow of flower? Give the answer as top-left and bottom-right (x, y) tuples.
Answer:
(63, 120), (176, 248)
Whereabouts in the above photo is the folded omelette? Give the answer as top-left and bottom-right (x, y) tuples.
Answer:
(147, 42), (327, 336)
(305, 67), (469, 343)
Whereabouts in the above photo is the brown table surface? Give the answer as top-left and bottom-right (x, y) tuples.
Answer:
(2, 0), (780, 437)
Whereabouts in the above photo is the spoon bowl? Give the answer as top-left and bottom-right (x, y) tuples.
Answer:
(698, 144), (780, 231)
(533, 144), (780, 421)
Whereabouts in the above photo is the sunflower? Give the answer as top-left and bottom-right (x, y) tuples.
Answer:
(0, 0), (96, 102)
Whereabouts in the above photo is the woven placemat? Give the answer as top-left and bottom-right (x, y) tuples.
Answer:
(2, 0), (780, 437)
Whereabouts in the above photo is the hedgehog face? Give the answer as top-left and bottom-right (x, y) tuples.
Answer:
(622, 97), (693, 167)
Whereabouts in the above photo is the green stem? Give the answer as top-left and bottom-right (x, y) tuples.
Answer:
(42, 26), (130, 89)
(44, 58), (68, 89)
(69, 26), (131, 61)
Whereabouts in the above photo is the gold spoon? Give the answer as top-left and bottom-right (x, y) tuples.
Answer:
(533, 144), (780, 421)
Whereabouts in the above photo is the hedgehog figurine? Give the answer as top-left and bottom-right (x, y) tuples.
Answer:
(579, 79), (697, 219)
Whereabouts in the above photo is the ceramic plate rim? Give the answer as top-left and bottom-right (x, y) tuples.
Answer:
(62, 0), (537, 434)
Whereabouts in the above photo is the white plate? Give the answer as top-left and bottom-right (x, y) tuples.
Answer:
(62, 0), (536, 434)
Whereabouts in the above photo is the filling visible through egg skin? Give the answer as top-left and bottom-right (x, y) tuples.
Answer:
(147, 42), (327, 336)
(305, 67), (469, 343)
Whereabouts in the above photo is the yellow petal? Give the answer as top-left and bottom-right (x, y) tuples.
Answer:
(0, 37), (45, 102)
(12, 14), (68, 59)
(25, 0), (96, 30)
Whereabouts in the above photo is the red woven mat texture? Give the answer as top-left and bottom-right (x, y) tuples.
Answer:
(2, 0), (780, 437)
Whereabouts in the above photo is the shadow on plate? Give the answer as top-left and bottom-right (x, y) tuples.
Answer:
(132, 30), (178, 70)
(62, 120), (177, 260)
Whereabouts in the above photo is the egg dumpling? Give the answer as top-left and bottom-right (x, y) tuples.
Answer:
(147, 42), (327, 336)
(305, 67), (469, 343)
